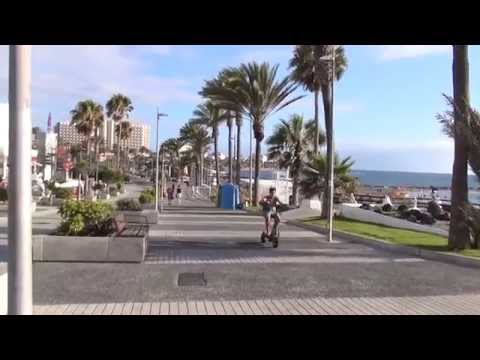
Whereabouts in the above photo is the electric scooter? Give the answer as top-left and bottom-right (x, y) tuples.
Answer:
(260, 204), (289, 248)
(261, 213), (280, 248)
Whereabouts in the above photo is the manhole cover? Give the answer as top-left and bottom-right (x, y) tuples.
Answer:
(177, 272), (207, 286)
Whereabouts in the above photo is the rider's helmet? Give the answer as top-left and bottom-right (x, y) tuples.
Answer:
(269, 187), (276, 194)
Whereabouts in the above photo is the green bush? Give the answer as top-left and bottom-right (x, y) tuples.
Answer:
(116, 182), (123, 191)
(117, 198), (142, 211)
(58, 200), (114, 236)
(0, 188), (7, 202)
(139, 188), (155, 204)
(53, 187), (73, 199)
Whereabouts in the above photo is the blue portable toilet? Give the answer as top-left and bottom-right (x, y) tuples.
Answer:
(219, 183), (239, 210)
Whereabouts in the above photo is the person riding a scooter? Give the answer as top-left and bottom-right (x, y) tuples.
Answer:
(259, 187), (284, 237)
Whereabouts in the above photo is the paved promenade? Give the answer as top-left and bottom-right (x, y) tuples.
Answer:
(30, 187), (480, 315)
(2, 182), (480, 315)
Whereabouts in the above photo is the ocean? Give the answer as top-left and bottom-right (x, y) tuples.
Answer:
(350, 170), (479, 189)
(240, 168), (480, 204)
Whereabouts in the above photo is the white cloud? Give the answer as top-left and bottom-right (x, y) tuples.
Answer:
(0, 45), (199, 120)
(236, 45), (294, 65)
(377, 45), (450, 61)
(277, 93), (364, 119)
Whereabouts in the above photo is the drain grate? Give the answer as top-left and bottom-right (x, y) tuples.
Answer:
(177, 272), (207, 286)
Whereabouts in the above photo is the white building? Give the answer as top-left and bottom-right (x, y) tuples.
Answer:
(57, 118), (150, 151)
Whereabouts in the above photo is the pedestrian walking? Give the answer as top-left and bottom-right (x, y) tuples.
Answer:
(176, 184), (182, 205)
(166, 185), (174, 205)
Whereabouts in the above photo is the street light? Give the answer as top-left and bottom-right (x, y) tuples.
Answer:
(155, 110), (167, 214)
(320, 45), (337, 243)
(249, 118), (253, 206)
(8, 45), (33, 314)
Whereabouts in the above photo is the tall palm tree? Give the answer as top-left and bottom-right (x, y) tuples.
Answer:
(106, 94), (133, 169)
(70, 99), (104, 196)
(289, 45), (348, 154)
(115, 120), (133, 172)
(299, 153), (355, 200)
(180, 120), (211, 186)
(439, 96), (480, 249)
(201, 69), (241, 184)
(447, 45), (471, 250)
(162, 138), (184, 179)
(200, 62), (303, 205)
(266, 114), (325, 206)
(235, 112), (243, 186)
(192, 101), (227, 187)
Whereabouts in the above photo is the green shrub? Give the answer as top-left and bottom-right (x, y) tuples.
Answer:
(117, 198), (142, 211)
(116, 182), (123, 191)
(138, 188), (155, 204)
(58, 200), (114, 236)
(53, 187), (73, 199)
(0, 188), (7, 202)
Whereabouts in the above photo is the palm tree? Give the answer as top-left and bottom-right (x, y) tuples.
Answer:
(192, 101), (227, 187)
(299, 153), (355, 200)
(289, 45), (348, 154)
(439, 94), (479, 249)
(180, 120), (211, 186)
(106, 94), (133, 169)
(115, 120), (133, 172)
(266, 114), (325, 206)
(200, 62), (303, 205)
(70, 99), (104, 196)
(235, 112), (243, 186)
(447, 45), (471, 250)
(162, 138), (184, 179)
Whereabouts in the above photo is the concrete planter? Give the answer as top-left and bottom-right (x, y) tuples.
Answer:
(119, 210), (158, 224)
(32, 233), (148, 263)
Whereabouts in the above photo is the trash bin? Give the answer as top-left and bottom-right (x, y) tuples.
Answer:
(219, 183), (240, 210)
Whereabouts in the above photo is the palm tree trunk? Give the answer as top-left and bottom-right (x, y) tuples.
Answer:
(235, 114), (242, 186)
(228, 116), (233, 183)
(253, 138), (261, 206)
(314, 89), (320, 154)
(86, 139), (91, 197)
(94, 131), (99, 183)
(200, 153), (204, 186)
(321, 83), (332, 218)
(449, 45), (470, 250)
(214, 128), (220, 187)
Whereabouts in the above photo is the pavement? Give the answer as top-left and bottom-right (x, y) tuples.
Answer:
(3, 182), (480, 314)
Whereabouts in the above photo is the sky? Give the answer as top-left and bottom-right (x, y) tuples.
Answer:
(1, 44), (479, 174)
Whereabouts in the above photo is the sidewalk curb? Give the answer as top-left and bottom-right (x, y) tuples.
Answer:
(287, 220), (480, 270)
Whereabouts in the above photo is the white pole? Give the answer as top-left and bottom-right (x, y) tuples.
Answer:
(327, 46), (336, 243)
(8, 45), (33, 315)
(249, 118), (253, 204)
(155, 110), (160, 214)
(160, 148), (165, 213)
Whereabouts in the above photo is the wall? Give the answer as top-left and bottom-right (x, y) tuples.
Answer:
(339, 203), (449, 237)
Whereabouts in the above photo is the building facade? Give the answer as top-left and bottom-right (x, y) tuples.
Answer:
(104, 119), (150, 150)
(56, 119), (150, 151)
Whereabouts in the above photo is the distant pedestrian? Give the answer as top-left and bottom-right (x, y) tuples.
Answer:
(167, 185), (174, 205)
(176, 185), (182, 204)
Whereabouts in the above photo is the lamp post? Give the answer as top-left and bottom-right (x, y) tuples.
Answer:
(249, 118), (253, 205)
(321, 45), (337, 243)
(155, 110), (167, 214)
(8, 45), (33, 314)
